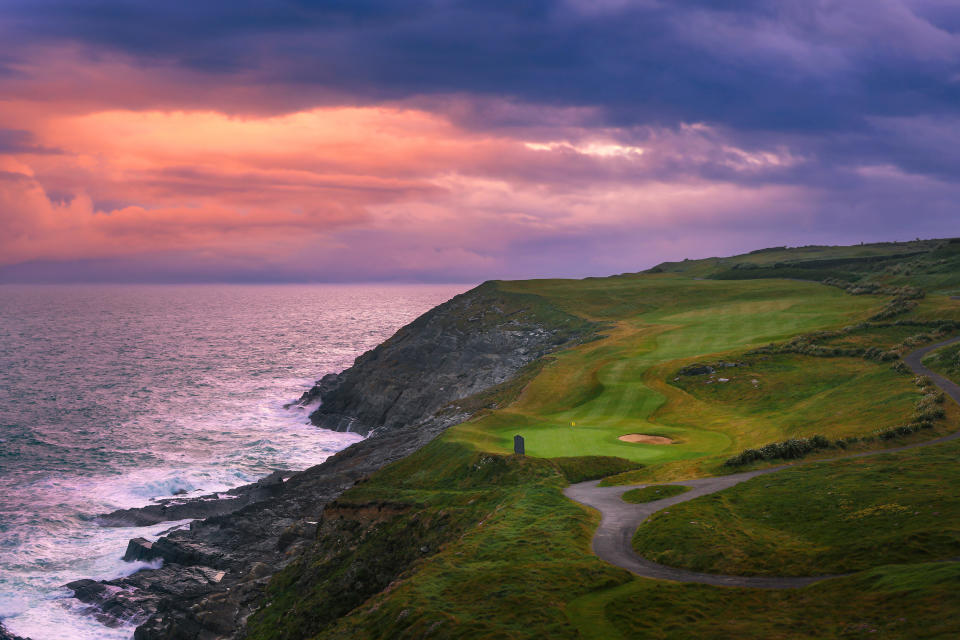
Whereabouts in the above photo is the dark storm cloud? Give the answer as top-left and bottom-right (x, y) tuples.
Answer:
(4, 0), (959, 134)
(2, 0), (960, 284)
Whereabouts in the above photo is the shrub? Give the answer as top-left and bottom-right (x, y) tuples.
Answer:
(724, 435), (832, 467)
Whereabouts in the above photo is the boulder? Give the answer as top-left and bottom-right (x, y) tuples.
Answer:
(256, 471), (285, 488)
(124, 538), (159, 563)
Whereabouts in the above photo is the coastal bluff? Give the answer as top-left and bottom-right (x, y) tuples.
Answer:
(68, 281), (594, 640)
(305, 280), (594, 436)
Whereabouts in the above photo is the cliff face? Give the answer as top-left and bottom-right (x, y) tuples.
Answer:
(68, 280), (595, 640)
(307, 281), (594, 435)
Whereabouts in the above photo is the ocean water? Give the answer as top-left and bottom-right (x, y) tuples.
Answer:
(0, 283), (466, 640)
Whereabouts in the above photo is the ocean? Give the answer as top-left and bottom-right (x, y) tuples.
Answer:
(0, 283), (466, 640)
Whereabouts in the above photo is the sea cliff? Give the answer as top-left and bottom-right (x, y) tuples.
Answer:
(68, 281), (595, 639)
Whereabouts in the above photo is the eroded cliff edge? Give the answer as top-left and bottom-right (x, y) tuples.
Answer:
(69, 281), (595, 640)
(305, 280), (593, 435)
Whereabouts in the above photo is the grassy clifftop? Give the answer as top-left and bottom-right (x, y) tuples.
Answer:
(246, 240), (960, 639)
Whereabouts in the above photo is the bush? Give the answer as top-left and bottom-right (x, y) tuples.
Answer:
(724, 435), (833, 467)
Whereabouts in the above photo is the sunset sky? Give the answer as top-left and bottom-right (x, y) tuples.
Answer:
(2, 0), (960, 282)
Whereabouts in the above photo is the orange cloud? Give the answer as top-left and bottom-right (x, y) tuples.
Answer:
(0, 99), (813, 279)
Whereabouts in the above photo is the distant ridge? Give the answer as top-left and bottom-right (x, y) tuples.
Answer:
(647, 237), (960, 293)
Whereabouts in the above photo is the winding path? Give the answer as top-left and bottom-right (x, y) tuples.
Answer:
(563, 335), (960, 588)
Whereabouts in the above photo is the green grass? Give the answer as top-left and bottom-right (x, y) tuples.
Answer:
(649, 237), (960, 294)
(297, 441), (633, 640)
(550, 456), (643, 484)
(566, 563), (960, 640)
(632, 423), (960, 577)
(622, 485), (690, 503)
(668, 353), (920, 441)
(450, 276), (880, 466)
(243, 244), (960, 639)
(923, 341), (960, 383)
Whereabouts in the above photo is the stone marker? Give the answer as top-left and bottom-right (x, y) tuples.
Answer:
(514, 435), (525, 455)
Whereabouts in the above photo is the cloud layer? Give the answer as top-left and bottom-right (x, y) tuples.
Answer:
(1, 0), (959, 282)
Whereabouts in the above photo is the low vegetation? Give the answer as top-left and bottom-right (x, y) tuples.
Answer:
(723, 435), (832, 466)
(633, 421), (960, 577)
(923, 341), (960, 383)
(650, 237), (960, 294)
(550, 456), (642, 484)
(596, 563), (960, 640)
(722, 374), (946, 466)
(622, 485), (690, 504)
(247, 440), (632, 640)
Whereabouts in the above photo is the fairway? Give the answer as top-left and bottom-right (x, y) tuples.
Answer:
(454, 276), (881, 463)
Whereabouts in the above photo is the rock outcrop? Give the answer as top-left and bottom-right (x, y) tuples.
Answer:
(308, 281), (592, 435)
(68, 281), (594, 640)
(97, 471), (292, 527)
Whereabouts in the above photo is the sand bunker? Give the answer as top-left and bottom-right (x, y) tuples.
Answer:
(618, 434), (675, 445)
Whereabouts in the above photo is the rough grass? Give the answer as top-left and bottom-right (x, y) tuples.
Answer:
(649, 238), (960, 294)
(550, 456), (642, 484)
(569, 563), (960, 640)
(923, 341), (960, 383)
(307, 443), (632, 639)
(246, 440), (632, 640)
(622, 485), (690, 504)
(632, 420), (960, 577)
(668, 353), (920, 441)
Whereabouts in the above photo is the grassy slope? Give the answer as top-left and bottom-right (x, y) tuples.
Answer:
(450, 275), (881, 465)
(651, 237), (960, 294)
(250, 240), (960, 639)
(633, 412), (960, 577)
(923, 341), (960, 382)
(591, 563), (960, 640)
(249, 441), (632, 640)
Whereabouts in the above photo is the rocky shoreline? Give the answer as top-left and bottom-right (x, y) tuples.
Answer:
(65, 282), (593, 639)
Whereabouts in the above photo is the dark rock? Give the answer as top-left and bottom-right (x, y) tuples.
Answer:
(514, 434), (525, 455)
(290, 373), (342, 407)
(172, 489), (188, 496)
(678, 361), (744, 377)
(256, 470), (285, 488)
(97, 471), (287, 527)
(123, 537), (159, 563)
(308, 282), (591, 436)
(678, 363), (714, 376)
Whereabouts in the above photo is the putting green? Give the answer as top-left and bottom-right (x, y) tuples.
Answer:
(452, 276), (881, 463)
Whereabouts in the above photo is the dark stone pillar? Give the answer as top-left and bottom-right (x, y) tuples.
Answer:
(514, 435), (525, 455)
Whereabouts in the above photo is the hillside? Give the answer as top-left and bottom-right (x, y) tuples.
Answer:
(70, 238), (960, 639)
(245, 239), (960, 639)
(648, 237), (960, 293)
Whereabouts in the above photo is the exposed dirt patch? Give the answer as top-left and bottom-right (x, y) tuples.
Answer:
(618, 434), (674, 445)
